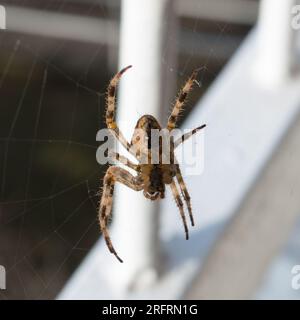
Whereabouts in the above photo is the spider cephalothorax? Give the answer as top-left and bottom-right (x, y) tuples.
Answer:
(99, 65), (206, 262)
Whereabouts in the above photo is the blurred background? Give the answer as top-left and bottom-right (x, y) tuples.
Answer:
(1, 0), (300, 300)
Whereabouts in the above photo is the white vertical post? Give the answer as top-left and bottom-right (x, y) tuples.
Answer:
(254, 0), (296, 87)
(109, 0), (172, 291)
(0, 5), (6, 30)
(0, 265), (6, 290)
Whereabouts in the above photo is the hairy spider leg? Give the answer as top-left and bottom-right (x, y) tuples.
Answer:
(174, 124), (206, 148)
(99, 166), (143, 263)
(167, 68), (201, 131)
(170, 180), (189, 240)
(109, 151), (139, 171)
(106, 65), (136, 156)
(175, 165), (194, 226)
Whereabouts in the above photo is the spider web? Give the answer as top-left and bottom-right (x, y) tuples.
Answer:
(0, 0), (251, 299)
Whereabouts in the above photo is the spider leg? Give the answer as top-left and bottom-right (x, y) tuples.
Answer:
(175, 165), (194, 226)
(167, 68), (200, 131)
(99, 166), (143, 263)
(109, 151), (139, 171)
(170, 180), (189, 240)
(106, 65), (136, 156)
(174, 124), (206, 148)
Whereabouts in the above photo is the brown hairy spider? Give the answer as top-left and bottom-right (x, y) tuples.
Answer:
(99, 65), (206, 262)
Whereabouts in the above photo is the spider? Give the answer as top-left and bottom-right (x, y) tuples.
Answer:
(99, 65), (206, 263)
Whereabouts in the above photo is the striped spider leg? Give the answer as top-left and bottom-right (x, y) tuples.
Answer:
(106, 65), (135, 156)
(99, 164), (143, 263)
(167, 69), (206, 235)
